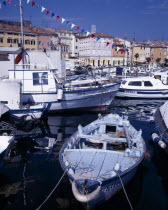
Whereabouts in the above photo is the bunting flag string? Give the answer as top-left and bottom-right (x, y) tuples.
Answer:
(26, 0), (90, 35)
(0, 0), (11, 8)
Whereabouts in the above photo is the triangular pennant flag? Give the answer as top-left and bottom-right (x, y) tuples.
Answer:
(91, 34), (95, 38)
(121, 49), (125, 54)
(66, 21), (70, 25)
(81, 29), (85, 33)
(86, 31), (90, 36)
(27, 0), (31, 4)
(41, 7), (45, 12)
(96, 36), (101, 41)
(117, 47), (121, 51)
(32, 1), (36, 6)
(56, 16), (60, 20)
(36, 4), (40, 8)
(46, 10), (51, 15)
(112, 44), (115, 48)
(76, 26), (80, 31)
(71, 23), (75, 29)
(7, 0), (11, 3)
(51, 13), (55, 18)
(106, 42), (110, 47)
(61, 18), (65, 24)
(2, 1), (6, 6)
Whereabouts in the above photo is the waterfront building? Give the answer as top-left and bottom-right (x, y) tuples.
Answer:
(0, 20), (38, 50)
(79, 32), (112, 67)
(150, 43), (168, 64)
(132, 43), (151, 64)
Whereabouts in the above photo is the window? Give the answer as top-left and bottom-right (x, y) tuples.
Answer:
(38, 41), (42, 45)
(33, 72), (48, 85)
(128, 81), (142, 86)
(144, 81), (153, 86)
(122, 80), (127, 85)
(13, 38), (18, 44)
(25, 39), (30, 45)
(0, 37), (3, 43)
(31, 39), (35, 45)
(7, 37), (12, 43)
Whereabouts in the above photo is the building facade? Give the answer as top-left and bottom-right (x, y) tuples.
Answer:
(79, 33), (112, 66)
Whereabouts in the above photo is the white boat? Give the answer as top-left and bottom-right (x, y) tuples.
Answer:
(116, 74), (168, 99)
(153, 101), (168, 152)
(0, 49), (120, 113)
(59, 113), (145, 208)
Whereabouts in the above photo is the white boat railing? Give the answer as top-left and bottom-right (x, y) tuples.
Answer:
(9, 64), (52, 70)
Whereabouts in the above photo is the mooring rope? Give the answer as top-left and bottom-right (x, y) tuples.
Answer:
(117, 171), (133, 210)
(35, 170), (67, 210)
(23, 163), (27, 206)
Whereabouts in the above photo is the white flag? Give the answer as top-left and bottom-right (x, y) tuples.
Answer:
(27, 0), (31, 4)
(86, 31), (90, 36)
(71, 24), (75, 29)
(117, 47), (121, 51)
(61, 18), (65, 24)
(41, 7), (45, 12)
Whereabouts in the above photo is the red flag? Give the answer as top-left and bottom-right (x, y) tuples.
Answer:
(76, 26), (80, 31)
(121, 49), (125, 54)
(91, 34), (95, 38)
(7, 0), (11, 3)
(46, 10), (51, 15)
(14, 53), (22, 64)
(106, 42), (110, 46)
(32, 1), (35, 6)
(56, 16), (60, 20)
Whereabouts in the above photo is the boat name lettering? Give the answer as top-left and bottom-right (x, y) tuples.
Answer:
(125, 90), (137, 94)
(78, 92), (86, 95)
(103, 183), (120, 192)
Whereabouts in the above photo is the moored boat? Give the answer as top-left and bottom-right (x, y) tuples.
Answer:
(153, 101), (168, 152)
(59, 113), (145, 208)
(116, 75), (168, 99)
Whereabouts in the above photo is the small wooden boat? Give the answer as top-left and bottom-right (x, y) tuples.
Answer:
(59, 113), (145, 208)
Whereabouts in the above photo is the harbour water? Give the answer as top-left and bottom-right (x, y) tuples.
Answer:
(0, 98), (168, 210)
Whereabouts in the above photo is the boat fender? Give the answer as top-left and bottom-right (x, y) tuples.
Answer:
(14, 53), (22, 64)
(114, 163), (120, 172)
(57, 89), (63, 101)
(151, 133), (159, 143)
(158, 140), (166, 149)
(68, 167), (75, 175)
(65, 160), (69, 167)
(72, 181), (101, 203)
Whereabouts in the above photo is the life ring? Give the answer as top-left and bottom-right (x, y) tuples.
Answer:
(14, 53), (22, 64)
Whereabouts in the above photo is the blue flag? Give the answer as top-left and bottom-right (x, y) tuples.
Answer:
(51, 13), (55, 18)
(96, 36), (101, 41)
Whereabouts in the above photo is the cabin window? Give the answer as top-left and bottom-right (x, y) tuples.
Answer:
(33, 72), (48, 85)
(122, 80), (127, 85)
(7, 37), (12, 43)
(128, 81), (142, 86)
(106, 125), (116, 133)
(0, 37), (3, 43)
(144, 81), (153, 86)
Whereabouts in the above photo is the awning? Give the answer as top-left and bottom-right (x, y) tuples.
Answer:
(0, 47), (22, 55)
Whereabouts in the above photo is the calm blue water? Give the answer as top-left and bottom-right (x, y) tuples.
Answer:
(0, 98), (168, 210)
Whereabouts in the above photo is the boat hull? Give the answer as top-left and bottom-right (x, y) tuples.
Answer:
(22, 84), (119, 113)
(116, 88), (168, 99)
(70, 164), (140, 208)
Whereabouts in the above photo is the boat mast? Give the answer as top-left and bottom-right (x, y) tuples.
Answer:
(19, 0), (24, 48)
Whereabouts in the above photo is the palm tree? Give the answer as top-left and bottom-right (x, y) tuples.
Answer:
(146, 57), (151, 63)
(134, 53), (139, 61)
(165, 58), (168, 65)
(156, 58), (161, 64)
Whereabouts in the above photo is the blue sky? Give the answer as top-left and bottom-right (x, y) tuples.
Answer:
(0, 0), (168, 41)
